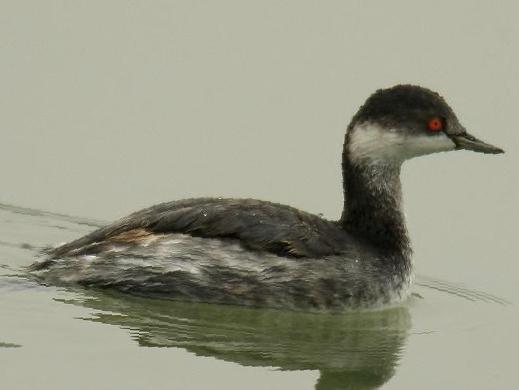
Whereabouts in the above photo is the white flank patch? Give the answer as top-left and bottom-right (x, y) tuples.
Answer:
(348, 122), (456, 163)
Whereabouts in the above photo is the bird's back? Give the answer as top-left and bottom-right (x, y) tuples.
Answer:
(48, 198), (355, 259)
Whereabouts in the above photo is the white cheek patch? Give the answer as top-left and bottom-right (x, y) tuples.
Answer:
(348, 122), (456, 163)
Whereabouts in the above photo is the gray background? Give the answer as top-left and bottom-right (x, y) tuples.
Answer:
(1, 2), (518, 389)
(1, 1), (517, 288)
(2, 1), (516, 287)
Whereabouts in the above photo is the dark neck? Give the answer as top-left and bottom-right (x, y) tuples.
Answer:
(340, 150), (410, 256)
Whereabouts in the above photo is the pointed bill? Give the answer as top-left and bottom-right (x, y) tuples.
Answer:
(449, 132), (504, 154)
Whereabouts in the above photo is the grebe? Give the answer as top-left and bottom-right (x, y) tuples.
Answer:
(31, 85), (503, 310)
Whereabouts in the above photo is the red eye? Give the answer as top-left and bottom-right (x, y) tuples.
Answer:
(427, 117), (443, 132)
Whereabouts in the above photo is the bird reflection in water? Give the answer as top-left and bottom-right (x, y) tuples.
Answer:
(59, 291), (411, 390)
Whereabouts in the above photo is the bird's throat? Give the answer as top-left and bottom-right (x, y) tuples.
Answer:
(340, 151), (410, 256)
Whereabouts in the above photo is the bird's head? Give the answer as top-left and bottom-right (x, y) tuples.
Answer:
(346, 85), (503, 165)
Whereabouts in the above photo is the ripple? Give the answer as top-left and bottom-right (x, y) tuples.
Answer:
(415, 274), (511, 306)
(0, 342), (21, 348)
(0, 202), (104, 228)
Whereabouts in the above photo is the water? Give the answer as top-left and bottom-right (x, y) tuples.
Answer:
(0, 203), (515, 390)
(1, 1), (518, 387)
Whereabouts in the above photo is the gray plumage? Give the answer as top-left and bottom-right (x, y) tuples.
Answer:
(48, 198), (355, 259)
(34, 198), (408, 309)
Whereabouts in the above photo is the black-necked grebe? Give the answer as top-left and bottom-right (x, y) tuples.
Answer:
(30, 85), (503, 310)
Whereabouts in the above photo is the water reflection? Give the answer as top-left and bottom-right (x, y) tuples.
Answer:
(60, 291), (411, 390)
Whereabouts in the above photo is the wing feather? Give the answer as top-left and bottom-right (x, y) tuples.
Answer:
(49, 198), (348, 258)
